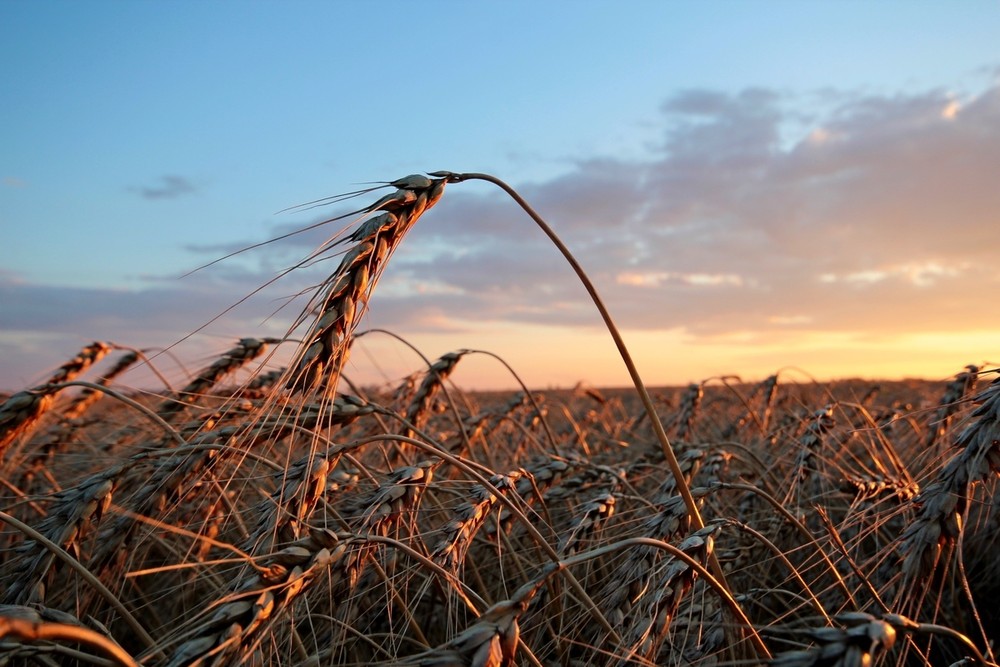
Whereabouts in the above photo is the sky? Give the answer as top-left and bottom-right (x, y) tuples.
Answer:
(2, 1), (999, 391)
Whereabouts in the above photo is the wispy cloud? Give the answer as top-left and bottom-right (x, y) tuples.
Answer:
(129, 175), (199, 200)
(616, 272), (745, 288)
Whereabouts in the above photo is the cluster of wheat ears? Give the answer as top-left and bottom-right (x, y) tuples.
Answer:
(1, 172), (998, 667)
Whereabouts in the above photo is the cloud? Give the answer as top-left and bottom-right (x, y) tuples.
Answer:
(363, 82), (1000, 342)
(4, 80), (1000, 388)
(129, 174), (199, 200)
(166, 83), (1000, 337)
(616, 272), (744, 288)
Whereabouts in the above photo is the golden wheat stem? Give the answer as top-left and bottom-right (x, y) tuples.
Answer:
(440, 171), (732, 603)
(0, 614), (139, 667)
(46, 381), (186, 446)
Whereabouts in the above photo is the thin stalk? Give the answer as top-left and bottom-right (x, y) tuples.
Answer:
(440, 172), (733, 594)
(48, 381), (186, 446)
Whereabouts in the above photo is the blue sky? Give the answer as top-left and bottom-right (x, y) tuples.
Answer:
(2, 1), (999, 390)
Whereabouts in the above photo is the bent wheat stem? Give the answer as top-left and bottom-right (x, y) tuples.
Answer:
(0, 613), (139, 667)
(435, 171), (735, 609)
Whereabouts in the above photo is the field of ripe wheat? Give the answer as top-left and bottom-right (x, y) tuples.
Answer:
(1, 174), (997, 666)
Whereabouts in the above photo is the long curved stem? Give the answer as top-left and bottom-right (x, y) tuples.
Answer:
(441, 172), (735, 591)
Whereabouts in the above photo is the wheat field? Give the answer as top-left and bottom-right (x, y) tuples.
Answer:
(1, 173), (997, 666)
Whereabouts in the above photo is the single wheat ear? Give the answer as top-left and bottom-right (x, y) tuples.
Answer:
(156, 337), (278, 420)
(925, 364), (979, 447)
(61, 348), (140, 420)
(0, 341), (110, 460)
(769, 614), (897, 667)
(431, 471), (522, 571)
(617, 523), (720, 664)
(285, 176), (447, 395)
(402, 350), (466, 439)
(674, 382), (704, 441)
